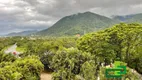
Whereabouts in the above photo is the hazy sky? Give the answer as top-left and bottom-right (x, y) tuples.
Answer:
(0, 0), (142, 35)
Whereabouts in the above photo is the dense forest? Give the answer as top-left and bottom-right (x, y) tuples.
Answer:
(0, 23), (142, 80)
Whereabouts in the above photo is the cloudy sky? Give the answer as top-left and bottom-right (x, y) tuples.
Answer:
(0, 0), (142, 35)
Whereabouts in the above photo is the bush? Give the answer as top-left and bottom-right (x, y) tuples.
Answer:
(0, 55), (44, 80)
(0, 52), (16, 63)
(51, 48), (96, 80)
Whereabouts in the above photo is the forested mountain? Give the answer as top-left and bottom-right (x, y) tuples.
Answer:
(113, 13), (142, 23)
(37, 12), (118, 36)
(6, 30), (38, 37)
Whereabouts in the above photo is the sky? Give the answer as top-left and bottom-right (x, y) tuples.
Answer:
(0, 0), (142, 35)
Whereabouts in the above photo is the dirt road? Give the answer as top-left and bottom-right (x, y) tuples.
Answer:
(40, 71), (52, 80)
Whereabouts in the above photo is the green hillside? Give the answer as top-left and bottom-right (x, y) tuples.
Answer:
(113, 13), (142, 23)
(37, 12), (118, 36)
(126, 13), (142, 23)
(6, 30), (38, 37)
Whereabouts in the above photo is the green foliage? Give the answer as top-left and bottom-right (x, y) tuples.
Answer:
(0, 55), (44, 80)
(77, 23), (142, 73)
(135, 58), (142, 74)
(123, 68), (139, 80)
(0, 52), (16, 63)
(77, 30), (116, 64)
(0, 37), (17, 51)
(17, 37), (76, 57)
(16, 37), (77, 71)
(99, 62), (139, 80)
(80, 61), (96, 80)
(0, 22), (141, 79)
(51, 48), (96, 80)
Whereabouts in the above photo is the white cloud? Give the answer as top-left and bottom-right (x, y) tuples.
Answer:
(0, 0), (142, 35)
(0, 0), (14, 4)
(131, 4), (142, 8)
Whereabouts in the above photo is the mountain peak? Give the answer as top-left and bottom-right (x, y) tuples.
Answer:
(37, 12), (118, 36)
(69, 11), (98, 17)
(78, 11), (99, 16)
(83, 11), (94, 14)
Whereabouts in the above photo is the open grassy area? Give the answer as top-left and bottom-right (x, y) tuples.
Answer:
(16, 47), (26, 53)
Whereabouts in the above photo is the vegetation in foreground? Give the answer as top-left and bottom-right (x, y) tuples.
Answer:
(0, 23), (141, 80)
